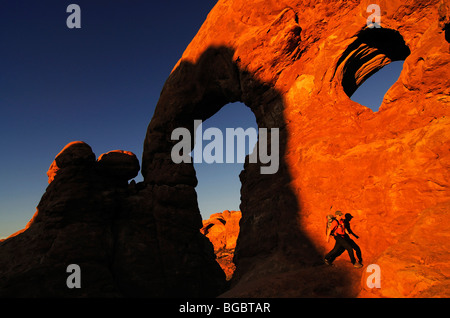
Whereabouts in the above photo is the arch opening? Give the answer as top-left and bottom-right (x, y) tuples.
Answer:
(143, 46), (351, 296)
(336, 27), (410, 111)
(192, 102), (257, 220)
(194, 102), (257, 280)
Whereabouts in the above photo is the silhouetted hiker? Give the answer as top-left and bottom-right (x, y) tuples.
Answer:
(343, 213), (363, 264)
(324, 210), (363, 268)
(328, 213), (363, 265)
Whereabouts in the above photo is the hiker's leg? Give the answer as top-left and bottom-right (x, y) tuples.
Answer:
(336, 236), (356, 264)
(333, 246), (346, 258)
(324, 241), (337, 261)
(349, 239), (363, 263)
(325, 238), (341, 263)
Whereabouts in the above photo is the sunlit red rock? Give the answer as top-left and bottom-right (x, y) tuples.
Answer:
(201, 210), (241, 280)
(359, 201), (450, 297)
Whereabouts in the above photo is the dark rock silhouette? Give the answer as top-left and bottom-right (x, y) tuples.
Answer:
(0, 141), (225, 297)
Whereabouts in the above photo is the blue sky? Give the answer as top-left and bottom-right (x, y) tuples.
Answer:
(0, 1), (404, 238)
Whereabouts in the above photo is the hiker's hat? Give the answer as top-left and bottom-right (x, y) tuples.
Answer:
(335, 210), (343, 216)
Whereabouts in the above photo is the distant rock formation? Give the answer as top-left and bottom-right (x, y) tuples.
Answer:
(201, 211), (241, 280)
(1, 0), (449, 297)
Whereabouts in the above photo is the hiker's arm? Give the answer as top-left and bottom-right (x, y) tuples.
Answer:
(345, 224), (359, 239)
(326, 228), (332, 242)
(347, 227), (359, 239)
(326, 220), (338, 242)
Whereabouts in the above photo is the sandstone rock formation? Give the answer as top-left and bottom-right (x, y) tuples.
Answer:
(47, 141), (96, 184)
(1, 0), (449, 298)
(97, 150), (140, 183)
(0, 141), (225, 297)
(201, 211), (241, 280)
(142, 0), (450, 297)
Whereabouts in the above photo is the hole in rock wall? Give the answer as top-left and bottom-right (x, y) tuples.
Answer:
(350, 60), (404, 112)
(192, 102), (257, 220)
(337, 27), (410, 112)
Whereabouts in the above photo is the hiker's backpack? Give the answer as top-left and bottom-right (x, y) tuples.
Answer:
(325, 214), (336, 235)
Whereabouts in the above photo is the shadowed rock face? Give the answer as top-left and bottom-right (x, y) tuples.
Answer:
(1, 0), (449, 297)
